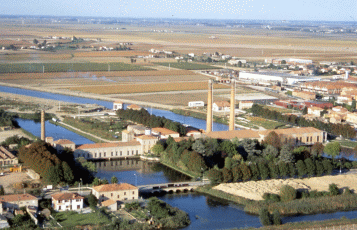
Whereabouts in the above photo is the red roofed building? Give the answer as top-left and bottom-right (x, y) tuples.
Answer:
(51, 192), (84, 211)
(127, 104), (142, 110)
(213, 101), (230, 112)
(0, 194), (38, 213)
(92, 183), (138, 203)
(152, 127), (180, 139)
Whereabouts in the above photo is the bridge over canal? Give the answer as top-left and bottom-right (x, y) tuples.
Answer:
(137, 181), (210, 193)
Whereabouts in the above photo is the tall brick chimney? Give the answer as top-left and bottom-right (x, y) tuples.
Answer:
(206, 80), (213, 133)
(229, 79), (235, 131)
(41, 110), (45, 141)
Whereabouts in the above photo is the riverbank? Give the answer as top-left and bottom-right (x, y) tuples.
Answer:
(160, 160), (198, 179)
(171, 108), (229, 126)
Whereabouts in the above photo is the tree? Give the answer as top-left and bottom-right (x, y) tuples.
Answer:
(62, 161), (74, 184)
(262, 145), (279, 162)
(224, 157), (233, 170)
(272, 210), (282, 225)
(0, 186), (4, 195)
(33, 39), (39, 44)
(268, 162), (279, 179)
(311, 142), (324, 157)
(259, 208), (272, 226)
(315, 161), (324, 176)
(151, 143), (164, 155)
(222, 168), (233, 183)
(92, 177), (101, 186)
(329, 183), (339, 196)
(220, 140), (238, 158)
(302, 107), (308, 115)
(281, 60), (286, 65)
(240, 164), (252, 181)
(101, 179), (109, 184)
(279, 144), (295, 163)
(304, 158), (316, 177)
(258, 162), (270, 180)
(324, 142), (341, 160)
(322, 159), (333, 175)
(278, 162), (289, 178)
(111, 176), (118, 184)
(87, 194), (98, 208)
(192, 139), (206, 154)
(264, 131), (282, 149)
(232, 165), (243, 182)
(207, 168), (222, 184)
(279, 185), (296, 202)
(249, 163), (260, 181)
(296, 160), (307, 178)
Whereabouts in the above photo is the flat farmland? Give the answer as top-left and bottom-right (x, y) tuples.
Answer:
(119, 90), (230, 106)
(155, 62), (222, 70)
(0, 62), (152, 73)
(67, 81), (230, 94)
(74, 50), (151, 57)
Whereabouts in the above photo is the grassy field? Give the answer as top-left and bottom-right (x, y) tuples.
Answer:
(334, 139), (357, 149)
(0, 62), (152, 73)
(53, 211), (111, 227)
(155, 62), (222, 70)
(245, 116), (287, 129)
(68, 81), (230, 94)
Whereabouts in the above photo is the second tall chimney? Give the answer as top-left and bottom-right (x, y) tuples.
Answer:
(206, 80), (213, 133)
(41, 110), (45, 141)
(229, 79), (235, 131)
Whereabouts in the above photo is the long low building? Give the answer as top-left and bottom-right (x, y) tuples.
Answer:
(0, 146), (18, 166)
(239, 71), (320, 85)
(205, 127), (326, 145)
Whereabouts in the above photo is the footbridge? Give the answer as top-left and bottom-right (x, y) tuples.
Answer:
(137, 181), (210, 194)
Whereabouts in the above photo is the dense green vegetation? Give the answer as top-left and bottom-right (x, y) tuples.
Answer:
(251, 104), (356, 138)
(62, 116), (128, 141)
(0, 62), (152, 73)
(18, 141), (94, 184)
(155, 62), (221, 70)
(116, 108), (187, 136)
(1, 135), (32, 149)
(0, 109), (18, 127)
(53, 210), (112, 227)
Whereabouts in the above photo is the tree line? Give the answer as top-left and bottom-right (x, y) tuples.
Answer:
(116, 108), (187, 136)
(18, 141), (93, 185)
(251, 104), (356, 138)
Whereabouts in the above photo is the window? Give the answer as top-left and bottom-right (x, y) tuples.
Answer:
(299, 137), (302, 143)
(124, 192), (126, 195)
(116, 151), (118, 156)
(99, 153), (101, 157)
(132, 191), (135, 194)
(111, 152), (113, 156)
(296, 137), (298, 143)
(306, 137), (309, 142)
(95, 153), (97, 158)
(117, 195), (119, 198)
(120, 151), (122, 156)
(59, 206), (61, 210)
(77, 205), (80, 209)
(132, 197), (134, 200)
(310, 137), (312, 142)
(317, 136), (319, 142)
(111, 193), (113, 197)
(104, 152), (106, 157)
(136, 150), (138, 155)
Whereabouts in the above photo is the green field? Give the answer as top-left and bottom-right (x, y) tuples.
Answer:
(0, 62), (152, 73)
(54, 211), (111, 227)
(155, 62), (221, 70)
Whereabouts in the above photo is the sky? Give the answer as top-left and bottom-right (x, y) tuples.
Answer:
(0, 0), (356, 21)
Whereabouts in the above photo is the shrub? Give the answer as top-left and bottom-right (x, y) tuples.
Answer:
(272, 210), (282, 225)
(304, 158), (316, 177)
(279, 185), (296, 202)
(296, 160), (307, 178)
(323, 159), (333, 175)
(344, 188), (352, 195)
(301, 191), (309, 199)
(329, 183), (340, 196)
(270, 194), (281, 202)
(315, 161), (324, 176)
(258, 162), (270, 180)
(262, 193), (271, 201)
(278, 162), (289, 178)
(344, 162), (352, 169)
(352, 161), (357, 168)
(259, 208), (272, 226)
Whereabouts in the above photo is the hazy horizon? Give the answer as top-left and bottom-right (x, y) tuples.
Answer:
(0, 0), (356, 22)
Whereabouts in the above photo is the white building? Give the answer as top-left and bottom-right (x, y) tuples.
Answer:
(213, 101), (230, 112)
(188, 101), (204, 107)
(239, 71), (320, 85)
(307, 107), (324, 117)
(113, 101), (123, 110)
(51, 193), (84, 211)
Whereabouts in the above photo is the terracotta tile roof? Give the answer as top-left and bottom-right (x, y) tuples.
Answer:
(53, 139), (75, 145)
(76, 141), (141, 150)
(205, 129), (260, 140)
(174, 137), (190, 142)
(0, 146), (16, 160)
(93, 183), (138, 192)
(152, 127), (179, 135)
(214, 101), (230, 107)
(240, 101), (253, 103)
(136, 135), (157, 140)
(51, 192), (84, 200)
(101, 199), (117, 206)
(258, 127), (323, 136)
(127, 104), (141, 110)
(0, 194), (38, 203)
(113, 101), (123, 104)
(308, 106), (323, 111)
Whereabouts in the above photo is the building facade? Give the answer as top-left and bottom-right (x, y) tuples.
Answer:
(51, 193), (84, 211)
(0, 194), (38, 213)
(92, 183), (138, 203)
(0, 146), (18, 166)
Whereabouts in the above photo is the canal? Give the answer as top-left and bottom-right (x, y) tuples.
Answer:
(4, 86), (357, 229)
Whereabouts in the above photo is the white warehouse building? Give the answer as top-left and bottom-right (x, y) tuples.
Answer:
(239, 72), (320, 85)
(188, 101), (204, 107)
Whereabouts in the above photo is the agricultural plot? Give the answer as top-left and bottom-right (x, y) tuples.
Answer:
(155, 62), (221, 70)
(0, 62), (152, 73)
(68, 81), (230, 94)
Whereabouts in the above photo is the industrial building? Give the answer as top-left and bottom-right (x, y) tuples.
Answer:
(239, 71), (320, 85)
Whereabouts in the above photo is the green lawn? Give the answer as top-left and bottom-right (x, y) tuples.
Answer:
(54, 211), (111, 227)
(0, 62), (152, 73)
(155, 62), (221, 70)
(334, 140), (357, 148)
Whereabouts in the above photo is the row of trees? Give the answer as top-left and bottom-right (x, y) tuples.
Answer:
(207, 158), (335, 184)
(116, 108), (187, 136)
(251, 104), (356, 138)
(0, 109), (17, 127)
(18, 142), (74, 184)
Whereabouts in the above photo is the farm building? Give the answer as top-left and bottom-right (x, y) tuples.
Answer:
(92, 183), (138, 203)
(188, 101), (204, 107)
(239, 71), (320, 85)
(113, 101), (123, 110)
(51, 193), (84, 212)
(213, 101), (230, 112)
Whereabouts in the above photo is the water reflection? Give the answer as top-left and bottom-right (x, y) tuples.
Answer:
(94, 159), (190, 185)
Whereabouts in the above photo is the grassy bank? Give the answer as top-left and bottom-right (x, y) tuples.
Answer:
(20, 128), (38, 140)
(49, 120), (104, 143)
(171, 109), (228, 125)
(243, 217), (357, 230)
(160, 160), (197, 178)
(196, 185), (357, 216)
